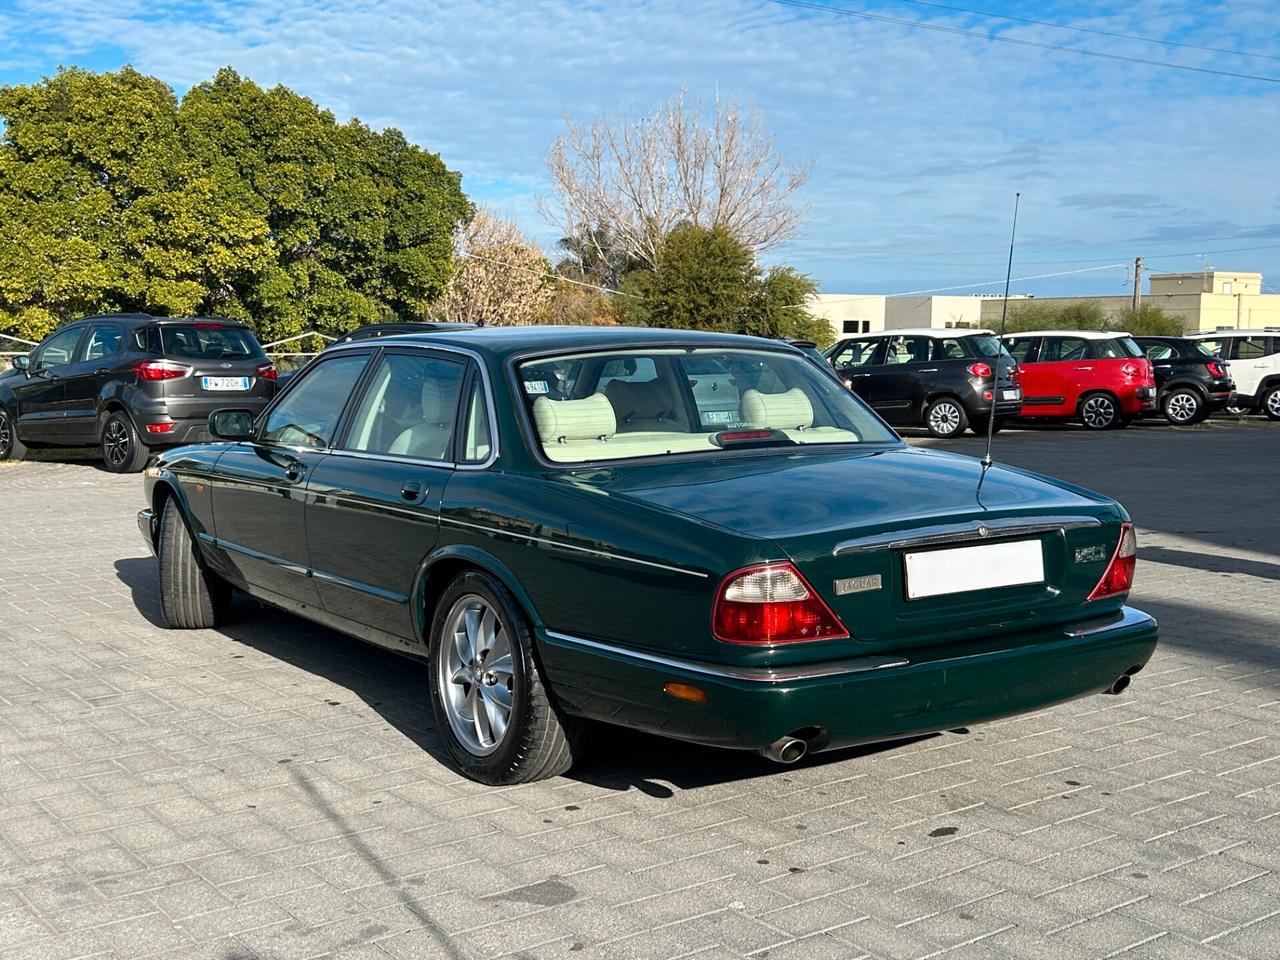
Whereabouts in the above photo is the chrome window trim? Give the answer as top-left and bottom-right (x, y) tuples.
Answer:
(833, 515), (1104, 556)
(439, 515), (709, 579)
(320, 340), (499, 470)
(544, 630), (908, 682)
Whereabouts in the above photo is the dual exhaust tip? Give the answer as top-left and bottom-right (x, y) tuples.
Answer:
(761, 668), (1142, 763)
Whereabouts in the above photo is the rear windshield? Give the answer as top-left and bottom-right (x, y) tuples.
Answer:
(966, 336), (1010, 358)
(1094, 336), (1144, 359)
(518, 347), (898, 464)
(158, 324), (265, 360)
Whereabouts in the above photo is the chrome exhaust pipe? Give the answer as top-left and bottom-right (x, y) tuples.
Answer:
(1103, 674), (1131, 696)
(761, 736), (808, 764)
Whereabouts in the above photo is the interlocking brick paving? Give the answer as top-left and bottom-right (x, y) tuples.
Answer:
(1, 418), (1277, 959)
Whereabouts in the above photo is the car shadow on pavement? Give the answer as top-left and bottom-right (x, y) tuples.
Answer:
(1140, 546), (1280, 582)
(114, 556), (936, 795)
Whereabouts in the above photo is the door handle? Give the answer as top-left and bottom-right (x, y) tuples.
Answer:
(918, 368), (938, 373)
(1073, 366), (1093, 371)
(401, 481), (427, 502)
(284, 461), (305, 483)
(95, 368), (109, 375)
(851, 373), (871, 378)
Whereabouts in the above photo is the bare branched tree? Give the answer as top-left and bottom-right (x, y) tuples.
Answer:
(542, 89), (810, 276)
(437, 208), (554, 327)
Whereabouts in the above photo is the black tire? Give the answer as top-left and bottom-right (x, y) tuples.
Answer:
(157, 497), (230, 629)
(969, 416), (1005, 436)
(1162, 387), (1205, 426)
(1261, 386), (1280, 422)
(427, 571), (584, 785)
(101, 411), (148, 473)
(925, 397), (968, 439)
(0, 406), (26, 461)
(1079, 392), (1119, 431)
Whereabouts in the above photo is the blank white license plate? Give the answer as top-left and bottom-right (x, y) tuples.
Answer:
(904, 539), (1044, 600)
(202, 376), (250, 391)
(1002, 389), (1021, 400)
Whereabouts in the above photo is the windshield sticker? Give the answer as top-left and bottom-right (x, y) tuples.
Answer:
(524, 380), (550, 395)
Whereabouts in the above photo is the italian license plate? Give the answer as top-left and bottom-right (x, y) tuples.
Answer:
(904, 539), (1044, 600)
(1002, 389), (1021, 400)
(202, 376), (250, 391)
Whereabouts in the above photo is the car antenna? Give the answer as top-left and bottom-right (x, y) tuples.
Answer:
(981, 192), (1021, 472)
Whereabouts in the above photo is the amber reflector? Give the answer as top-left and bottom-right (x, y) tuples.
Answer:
(663, 682), (709, 704)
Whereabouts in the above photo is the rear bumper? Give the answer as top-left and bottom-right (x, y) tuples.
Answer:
(131, 396), (269, 447)
(540, 606), (1158, 752)
(1121, 387), (1158, 414)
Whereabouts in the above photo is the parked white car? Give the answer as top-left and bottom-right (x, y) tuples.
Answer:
(1190, 330), (1280, 420)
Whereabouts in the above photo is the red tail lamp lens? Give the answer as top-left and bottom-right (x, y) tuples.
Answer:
(713, 563), (848, 644)
(145, 423), (175, 434)
(133, 360), (190, 381)
(1088, 523), (1137, 601)
(967, 362), (993, 378)
(255, 362), (278, 381)
(1206, 360), (1227, 378)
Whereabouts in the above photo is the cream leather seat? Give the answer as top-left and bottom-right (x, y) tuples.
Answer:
(739, 387), (815, 430)
(388, 379), (456, 460)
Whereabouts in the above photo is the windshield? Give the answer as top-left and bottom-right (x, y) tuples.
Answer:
(968, 336), (1011, 358)
(518, 347), (898, 464)
(160, 324), (265, 360)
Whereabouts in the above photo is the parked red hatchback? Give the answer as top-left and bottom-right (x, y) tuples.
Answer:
(1001, 331), (1156, 430)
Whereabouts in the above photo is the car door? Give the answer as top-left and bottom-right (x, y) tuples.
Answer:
(305, 348), (468, 641)
(210, 351), (372, 606)
(60, 322), (125, 443)
(13, 325), (85, 442)
(1226, 336), (1274, 399)
(875, 335), (935, 422)
(829, 337), (888, 412)
(1023, 336), (1086, 415)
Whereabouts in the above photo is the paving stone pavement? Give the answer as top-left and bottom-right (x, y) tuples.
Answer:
(1, 420), (1278, 960)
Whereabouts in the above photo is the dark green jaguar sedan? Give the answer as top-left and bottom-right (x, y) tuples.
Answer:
(137, 326), (1157, 784)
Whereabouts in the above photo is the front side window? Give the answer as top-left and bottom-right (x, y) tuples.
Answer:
(80, 325), (124, 362)
(33, 326), (84, 370)
(828, 338), (882, 368)
(161, 324), (265, 360)
(343, 352), (465, 461)
(1003, 337), (1039, 363)
(1041, 337), (1089, 362)
(519, 347), (897, 464)
(261, 354), (369, 448)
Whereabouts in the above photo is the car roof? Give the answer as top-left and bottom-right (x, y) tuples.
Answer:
(837, 328), (996, 339)
(77, 313), (250, 328)
(1189, 329), (1279, 338)
(323, 324), (804, 360)
(1002, 330), (1132, 340)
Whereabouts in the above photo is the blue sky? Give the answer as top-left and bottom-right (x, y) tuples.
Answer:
(1, 0), (1278, 298)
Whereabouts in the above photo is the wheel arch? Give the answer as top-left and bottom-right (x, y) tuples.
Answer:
(1161, 378), (1209, 399)
(412, 545), (545, 646)
(149, 476), (201, 554)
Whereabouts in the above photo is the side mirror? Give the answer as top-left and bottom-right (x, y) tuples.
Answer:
(11, 355), (29, 372)
(208, 409), (255, 441)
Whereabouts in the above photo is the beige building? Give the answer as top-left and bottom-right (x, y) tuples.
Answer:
(810, 293), (995, 338)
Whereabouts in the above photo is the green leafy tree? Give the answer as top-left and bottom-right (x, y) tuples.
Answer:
(746, 266), (829, 346)
(1115, 304), (1185, 335)
(0, 66), (470, 343)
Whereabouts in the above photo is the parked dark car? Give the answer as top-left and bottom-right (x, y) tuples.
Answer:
(276, 322), (478, 388)
(1133, 336), (1235, 425)
(1002, 331), (1157, 430)
(138, 326), (1156, 785)
(824, 329), (1022, 438)
(0, 314), (276, 472)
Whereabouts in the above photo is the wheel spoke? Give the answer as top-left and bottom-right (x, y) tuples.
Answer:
(480, 687), (509, 741)
(473, 687), (494, 745)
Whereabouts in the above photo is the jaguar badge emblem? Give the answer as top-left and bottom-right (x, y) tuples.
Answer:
(834, 574), (882, 596)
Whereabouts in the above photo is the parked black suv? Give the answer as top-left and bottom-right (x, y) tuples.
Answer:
(0, 314), (276, 472)
(1133, 336), (1235, 425)
(824, 329), (1022, 437)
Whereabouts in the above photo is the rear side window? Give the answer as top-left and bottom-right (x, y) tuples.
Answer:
(884, 337), (931, 365)
(931, 338), (971, 360)
(1232, 337), (1272, 360)
(261, 354), (369, 448)
(160, 324), (265, 360)
(80, 325), (124, 361)
(1142, 342), (1175, 361)
(1093, 337), (1142, 359)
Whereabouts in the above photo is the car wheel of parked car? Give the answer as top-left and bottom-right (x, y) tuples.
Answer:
(0, 407), (26, 461)
(1162, 388), (1205, 425)
(428, 571), (584, 785)
(1079, 393), (1119, 430)
(1263, 386), (1280, 421)
(157, 498), (231, 629)
(1224, 403), (1252, 416)
(101, 412), (148, 474)
(925, 398), (968, 439)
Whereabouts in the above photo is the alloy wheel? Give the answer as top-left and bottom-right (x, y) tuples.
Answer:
(103, 419), (130, 467)
(1165, 392), (1199, 424)
(928, 401), (962, 436)
(1267, 390), (1280, 419)
(437, 594), (515, 757)
(0, 412), (11, 458)
(1081, 395), (1116, 429)
(1225, 404), (1251, 416)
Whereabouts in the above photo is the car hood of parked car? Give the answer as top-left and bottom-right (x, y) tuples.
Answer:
(567, 445), (1117, 548)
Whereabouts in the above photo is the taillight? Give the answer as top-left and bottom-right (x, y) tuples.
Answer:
(133, 360), (191, 381)
(712, 562), (848, 644)
(145, 423), (175, 434)
(1087, 523), (1137, 601)
(1008, 364), (1020, 384)
(255, 362), (278, 381)
(967, 362), (993, 378)
(1119, 361), (1142, 378)
(1206, 360), (1227, 378)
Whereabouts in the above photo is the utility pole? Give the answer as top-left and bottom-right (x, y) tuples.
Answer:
(1132, 257), (1143, 314)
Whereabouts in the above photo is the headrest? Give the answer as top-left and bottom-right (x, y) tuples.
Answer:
(739, 387), (814, 430)
(421, 378), (450, 422)
(605, 378), (676, 423)
(533, 393), (616, 443)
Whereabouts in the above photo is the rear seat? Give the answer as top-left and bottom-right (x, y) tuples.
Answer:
(604, 379), (687, 432)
